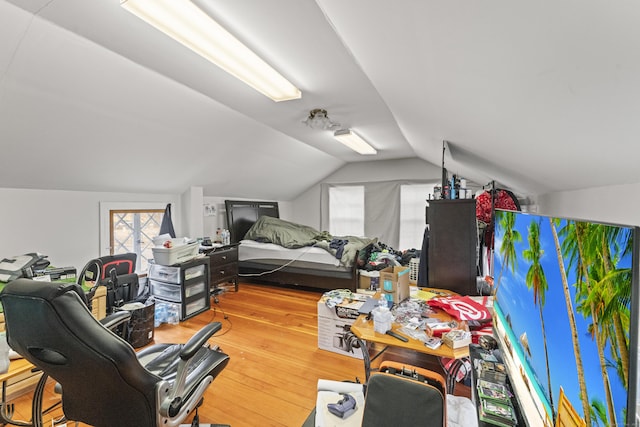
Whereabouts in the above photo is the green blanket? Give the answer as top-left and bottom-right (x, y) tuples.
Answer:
(243, 216), (375, 268)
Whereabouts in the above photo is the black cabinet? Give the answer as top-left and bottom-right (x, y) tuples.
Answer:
(148, 257), (211, 321)
(208, 244), (239, 292)
(427, 199), (478, 295)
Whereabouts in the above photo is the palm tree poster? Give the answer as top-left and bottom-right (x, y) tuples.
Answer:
(493, 210), (634, 427)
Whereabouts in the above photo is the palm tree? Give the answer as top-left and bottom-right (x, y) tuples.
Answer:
(598, 226), (631, 388)
(549, 217), (591, 426)
(568, 222), (617, 427)
(522, 219), (555, 421)
(493, 211), (522, 297)
(590, 398), (608, 427)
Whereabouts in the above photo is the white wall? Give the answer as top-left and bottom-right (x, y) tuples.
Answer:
(7, 158), (626, 278)
(0, 188), (179, 272)
(181, 186), (204, 239)
(537, 182), (640, 227)
(291, 158), (446, 229)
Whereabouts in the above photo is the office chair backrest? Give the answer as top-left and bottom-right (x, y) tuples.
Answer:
(0, 279), (160, 427)
(79, 253), (140, 313)
(361, 361), (447, 427)
(78, 253), (137, 284)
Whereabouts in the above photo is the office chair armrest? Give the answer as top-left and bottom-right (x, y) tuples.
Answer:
(99, 311), (131, 331)
(180, 322), (222, 361)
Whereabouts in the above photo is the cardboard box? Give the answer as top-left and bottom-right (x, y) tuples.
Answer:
(379, 266), (410, 303)
(358, 270), (380, 290)
(317, 296), (366, 359)
(90, 285), (107, 320)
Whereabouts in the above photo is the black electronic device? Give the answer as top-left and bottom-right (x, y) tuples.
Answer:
(386, 330), (409, 342)
(358, 297), (378, 316)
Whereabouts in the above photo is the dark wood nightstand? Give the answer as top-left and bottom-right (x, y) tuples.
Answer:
(207, 243), (239, 292)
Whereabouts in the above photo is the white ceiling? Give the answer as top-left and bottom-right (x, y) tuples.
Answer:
(2, 0), (640, 200)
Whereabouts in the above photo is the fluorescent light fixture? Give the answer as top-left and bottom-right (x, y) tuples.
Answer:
(334, 129), (377, 155)
(120, 0), (302, 102)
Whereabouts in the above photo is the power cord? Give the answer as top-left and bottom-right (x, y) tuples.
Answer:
(203, 291), (232, 336)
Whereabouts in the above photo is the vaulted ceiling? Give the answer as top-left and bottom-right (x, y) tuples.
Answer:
(2, 0), (639, 200)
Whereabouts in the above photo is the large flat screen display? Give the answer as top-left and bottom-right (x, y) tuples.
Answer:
(493, 210), (639, 426)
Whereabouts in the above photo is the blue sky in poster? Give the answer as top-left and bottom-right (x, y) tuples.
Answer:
(493, 211), (632, 423)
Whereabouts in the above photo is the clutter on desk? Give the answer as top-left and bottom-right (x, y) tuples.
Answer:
(32, 265), (77, 283)
(371, 303), (393, 334)
(0, 252), (50, 283)
(427, 295), (492, 321)
(442, 330), (472, 349)
(424, 336), (442, 350)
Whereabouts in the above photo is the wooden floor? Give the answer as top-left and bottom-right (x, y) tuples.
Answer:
(5, 282), (468, 426)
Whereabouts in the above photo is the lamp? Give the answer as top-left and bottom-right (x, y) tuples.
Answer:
(303, 108), (340, 130)
(334, 129), (377, 155)
(120, 0), (302, 102)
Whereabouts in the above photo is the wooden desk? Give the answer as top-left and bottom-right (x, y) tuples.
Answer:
(348, 296), (471, 392)
(0, 358), (39, 426)
(350, 315), (470, 360)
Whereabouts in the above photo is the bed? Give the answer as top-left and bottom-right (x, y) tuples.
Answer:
(225, 200), (374, 291)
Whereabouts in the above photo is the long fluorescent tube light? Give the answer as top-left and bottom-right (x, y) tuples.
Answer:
(120, 0), (302, 102)
(334, 129), (377, 155)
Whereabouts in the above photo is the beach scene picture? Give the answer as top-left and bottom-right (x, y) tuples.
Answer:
(493, 210), (635, 427)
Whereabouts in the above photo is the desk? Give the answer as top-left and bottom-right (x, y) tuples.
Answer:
(349, 292), (471, 392)
(0, 359), (56, 427)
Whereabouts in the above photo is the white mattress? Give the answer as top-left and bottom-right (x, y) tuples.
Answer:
(238, 239), (340, 266)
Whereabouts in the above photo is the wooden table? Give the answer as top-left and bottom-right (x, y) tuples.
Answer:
(348, 292), (471, 392)
(0, 358), (38, 426)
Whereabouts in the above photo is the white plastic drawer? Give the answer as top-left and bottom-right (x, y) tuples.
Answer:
(185, 298), (207, 317)
(150, 279), (181, 302)
(184, 264), (205, 282)
(148, 264), (181, 284)
(184, 279), (206, 298)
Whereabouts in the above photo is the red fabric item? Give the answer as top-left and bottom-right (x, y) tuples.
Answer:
(427, 296), (492, 321)
(475, 190), (519, 224)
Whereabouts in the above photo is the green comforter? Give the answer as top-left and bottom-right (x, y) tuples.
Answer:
(243, 216), (375, 268)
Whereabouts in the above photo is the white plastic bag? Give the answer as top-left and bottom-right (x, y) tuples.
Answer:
(0, 331), (10, 374)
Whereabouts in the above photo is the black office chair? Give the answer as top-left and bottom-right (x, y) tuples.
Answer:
(78, 253), (141, 313)
(0, 279), (230, 427)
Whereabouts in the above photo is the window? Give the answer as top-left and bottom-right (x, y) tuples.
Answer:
(399, 184), (436, 250)
(329, 185), (364, 237)
(100, 202), (170, 273)
(110, 209), (163, 272)
(324, 181), (436, 251)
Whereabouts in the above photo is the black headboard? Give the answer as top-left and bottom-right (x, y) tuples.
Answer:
(224, 200), (280, 244)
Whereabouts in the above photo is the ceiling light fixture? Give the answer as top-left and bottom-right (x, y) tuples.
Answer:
(334, 129), (377, 155)
(303, 108), (340, 130)
(120, 0), (302, 102)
